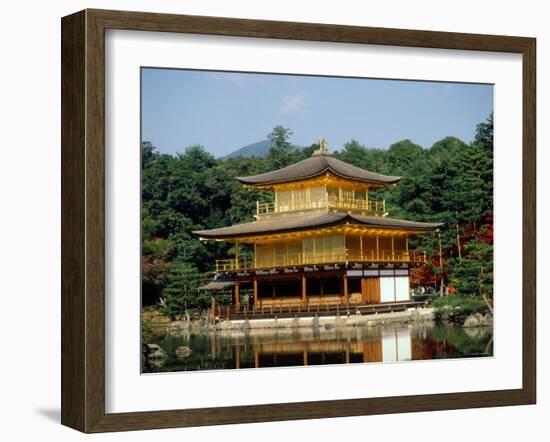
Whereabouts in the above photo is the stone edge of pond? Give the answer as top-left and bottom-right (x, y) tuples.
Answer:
(214, 307), (436, 331)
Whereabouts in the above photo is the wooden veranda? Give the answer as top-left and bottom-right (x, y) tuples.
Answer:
(212, 299), (425, 321)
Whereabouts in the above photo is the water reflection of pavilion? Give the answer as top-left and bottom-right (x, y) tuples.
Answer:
(211, 326), (416, 369)
(143, 323), (493, 373)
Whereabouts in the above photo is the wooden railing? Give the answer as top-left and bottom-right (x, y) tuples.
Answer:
(213, 300), (423, 321)
(256, 197), (386, 217)
(327, 196), (385, 214)
(215, 257), (254, 272)
(215, 249), (426, 272)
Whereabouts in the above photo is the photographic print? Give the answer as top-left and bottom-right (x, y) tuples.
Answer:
(140, 68), (494, 373)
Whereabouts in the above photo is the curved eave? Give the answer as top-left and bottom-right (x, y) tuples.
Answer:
(193, 213), (345, 240)
(351, 214), (443, 232)
(235, 155), (401, 188)
(193, 213), (443, 241)
(236, 167), (401, 188)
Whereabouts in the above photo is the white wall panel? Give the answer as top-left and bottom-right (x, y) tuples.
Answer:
(395, 277), (410, 301)
(380, 277), (395, 303)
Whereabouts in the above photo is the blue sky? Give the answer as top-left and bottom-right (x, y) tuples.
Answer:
(141, 68), (493, 157)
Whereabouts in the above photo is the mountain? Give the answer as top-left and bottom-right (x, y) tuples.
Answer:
(220, 140), (273, 159)
(221, 140), (307, 159)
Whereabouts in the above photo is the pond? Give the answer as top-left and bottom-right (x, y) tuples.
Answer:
(143, 322), (493, 373)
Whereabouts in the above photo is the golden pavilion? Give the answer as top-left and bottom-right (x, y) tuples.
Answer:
(194, 139), (442, 319)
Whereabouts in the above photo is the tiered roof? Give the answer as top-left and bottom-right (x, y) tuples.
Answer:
(236, 154), (401, 187)
(194, 212), (442, 240)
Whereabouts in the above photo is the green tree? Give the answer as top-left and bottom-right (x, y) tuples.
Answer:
(474, 112), (493, 150)
(448, 239), (493, 312)
(336, 140), (386, 172)
(141, 141), (156, 169)
(385, 139), (424, 176)
(266, 125), (299, 169)
(142, 238), (173, 305)
(160, 262), (206, 318)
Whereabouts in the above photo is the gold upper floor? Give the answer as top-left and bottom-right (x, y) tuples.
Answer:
(215, 232), (427, 272)
(254, 174), (388, 219)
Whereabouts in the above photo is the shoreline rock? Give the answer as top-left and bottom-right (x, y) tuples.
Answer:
(463, 312), (493, 328)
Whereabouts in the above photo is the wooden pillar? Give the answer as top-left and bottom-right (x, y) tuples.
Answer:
(301, 273), (307, 303)
(272, 282), (276, 300)
(235, 281), (240, 309)
(235, 345), (240, 369)
(254, 349), (259, 368)
(303, 348), (308, 366)
(391, 236), (395, 261)
(343, 273), (349, 303)
(360, 234), (364, 260)
(253, 277), (258, 305)
(361, 277), (368, 304)
(376, 236), (380, 261)
(210, 296), (216, 322)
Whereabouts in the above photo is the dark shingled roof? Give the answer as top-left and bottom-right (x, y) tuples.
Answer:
(197, 280), (235, 291)
(236, 154), (401, 186)
(193, 213), (443, 240)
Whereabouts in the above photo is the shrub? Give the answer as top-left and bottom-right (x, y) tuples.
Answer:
(432, 295), (487, 323)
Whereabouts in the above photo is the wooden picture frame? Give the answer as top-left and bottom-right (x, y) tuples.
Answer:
(61, 8), (536, 433)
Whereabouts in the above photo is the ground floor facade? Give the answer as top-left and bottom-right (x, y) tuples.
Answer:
(210, 264), (419, 320)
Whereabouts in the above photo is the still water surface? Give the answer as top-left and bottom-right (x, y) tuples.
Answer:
(143, 323), (493, 373)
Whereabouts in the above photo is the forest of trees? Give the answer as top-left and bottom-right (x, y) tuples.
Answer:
(141, 116), (494, 317)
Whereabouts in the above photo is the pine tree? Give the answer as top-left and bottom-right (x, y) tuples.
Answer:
(266, 125), (299, 169)
(448, 239), (493, 303)
(160, 262), (204, 318)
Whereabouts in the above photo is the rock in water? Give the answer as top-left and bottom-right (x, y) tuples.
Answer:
(463, 313), (485, 327)
(175, 346), (192, 359)
(146, 343), (168, 360)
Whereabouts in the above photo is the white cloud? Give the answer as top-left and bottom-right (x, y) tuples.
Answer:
(279, 94), (307, 114)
